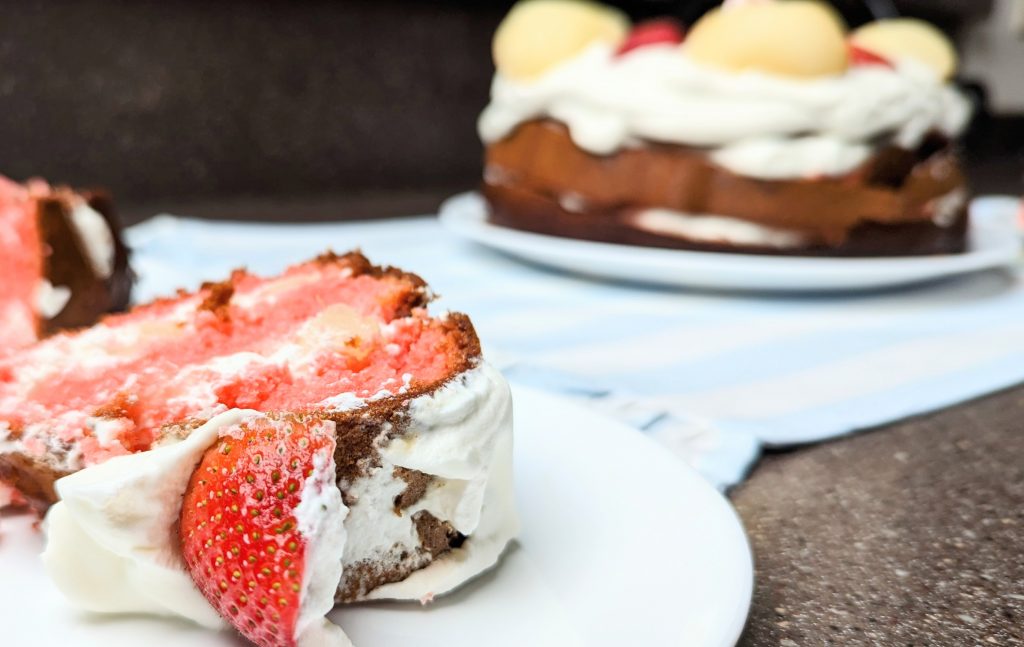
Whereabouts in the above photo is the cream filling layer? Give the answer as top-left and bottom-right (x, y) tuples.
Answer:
(69, 201), (115, 279)
(632, 208), (809, 249)
(479, 43), (971, 179)
(708, 135), (873, 180)
(345, 361), (518, 603)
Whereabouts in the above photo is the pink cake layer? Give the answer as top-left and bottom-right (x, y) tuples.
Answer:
(0, 253), (474, 470)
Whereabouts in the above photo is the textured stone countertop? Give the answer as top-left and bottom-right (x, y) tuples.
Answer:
(731, 385), (1024, 646)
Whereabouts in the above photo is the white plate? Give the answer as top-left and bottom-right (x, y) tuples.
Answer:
(0, 385), (753, 647)
(439, 192), (1023, 292)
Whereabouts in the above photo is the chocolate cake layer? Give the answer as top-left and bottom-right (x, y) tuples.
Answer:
(483, 120), (969, 256)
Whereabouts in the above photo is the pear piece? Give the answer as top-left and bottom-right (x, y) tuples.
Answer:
(850, 18), (957, 80)
(686, 1), (849, 79)
(493, 0), (629, 80)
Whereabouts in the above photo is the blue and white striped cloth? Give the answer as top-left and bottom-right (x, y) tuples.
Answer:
(127, 209), (1024, 489)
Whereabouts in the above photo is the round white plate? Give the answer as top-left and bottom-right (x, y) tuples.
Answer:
(0, 385), (752, 647)
(439, 192), (1023, 292)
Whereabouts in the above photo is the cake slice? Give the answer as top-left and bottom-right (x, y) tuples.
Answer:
(1, 252), (516, 608)
(0, 175), (132, 349)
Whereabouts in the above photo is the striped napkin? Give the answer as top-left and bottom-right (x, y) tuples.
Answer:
(127, 205), (1024, 489)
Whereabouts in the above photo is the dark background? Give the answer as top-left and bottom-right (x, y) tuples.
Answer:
(0, 0), (1016, 223)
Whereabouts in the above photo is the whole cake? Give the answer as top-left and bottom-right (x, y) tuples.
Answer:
(478, 0), (972, 256)
(0, 252), (516, 646)
(0, 175), (132, 348)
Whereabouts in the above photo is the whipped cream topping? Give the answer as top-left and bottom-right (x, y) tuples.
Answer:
(479, 43), (971, 179)
(41, 361), (517, 642)
(708, 135), (872, 180)
(69, 201), (115, 279)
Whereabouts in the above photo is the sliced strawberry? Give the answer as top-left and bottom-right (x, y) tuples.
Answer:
(848, 43), (894, 69)
(616, 18), (686, 56)
(179, 415), (338, 647)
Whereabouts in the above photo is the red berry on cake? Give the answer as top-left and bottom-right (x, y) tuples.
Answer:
(616, 18), (686, 56)
(848, 42), (893, 69)
(179, 415), (347, 647)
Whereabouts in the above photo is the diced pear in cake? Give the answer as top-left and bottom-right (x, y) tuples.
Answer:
(850, 18), (957, 80)
(684, 0), (849, 78)
(493, 0), (629, 80)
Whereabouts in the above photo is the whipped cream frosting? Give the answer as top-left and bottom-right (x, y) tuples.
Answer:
(478, 43), (971, 179)
(632, 208), (808, 248)
(41, 361), (516, 643)
(69, 201), (116, 279)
